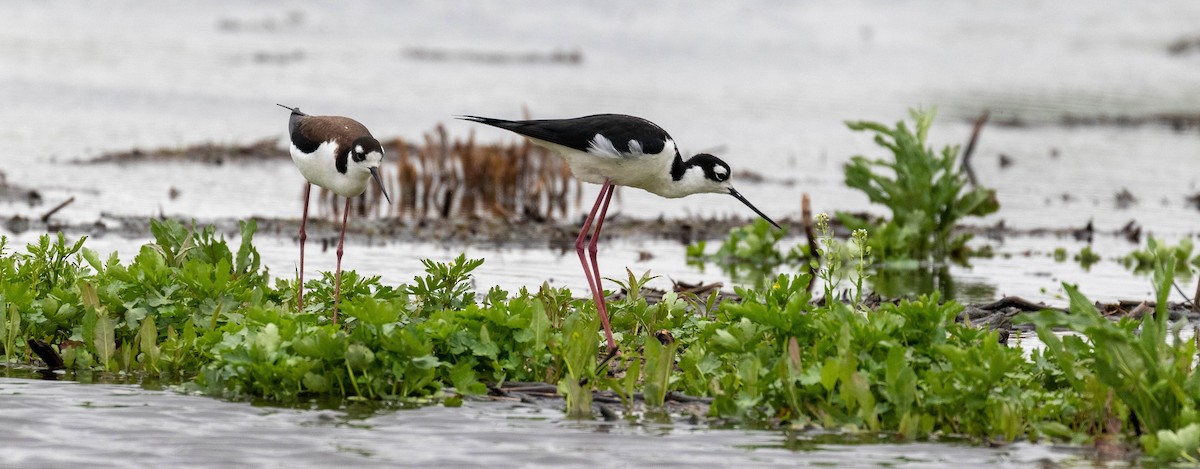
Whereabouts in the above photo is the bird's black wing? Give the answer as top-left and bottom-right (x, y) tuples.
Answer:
(458, 114), (671, 157)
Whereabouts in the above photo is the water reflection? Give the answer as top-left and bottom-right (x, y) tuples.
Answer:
(692, 257), (1000, 304)
(872, 263), (998, 304)
(0, 371), (1107, 467)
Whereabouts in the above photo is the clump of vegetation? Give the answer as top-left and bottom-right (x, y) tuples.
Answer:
(2, 220), (1199, 463)
(686, 219), (811, 287)
(689, 109), (999, 298)
(838, 109), (999, 263)
(1021, 244), (1200, 463)
(1122, 236), (1199, 278)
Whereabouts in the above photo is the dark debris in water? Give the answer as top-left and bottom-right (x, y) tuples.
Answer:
(629, 285), (1199, 334)
(1113, 188), (1138, 209)
(5, 211), (780, 251)
(403, 47), (583, 65)
(77, 138), (287, 165)
(484, 380), (712, 422)
(1187, 192), (1200, 211)
(0, 170), (43, 206)
(985, 112), (1200, 132)
(217, 10), (305, 33)
(1168, 34), (1200, 55)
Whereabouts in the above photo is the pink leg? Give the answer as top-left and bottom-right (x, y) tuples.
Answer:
(575, 181), (610, 297)
(574, 180), (617, 354)
(588, 184), (617, 354)
(298, 183), (311, 313)
(333, 197), (351, 324)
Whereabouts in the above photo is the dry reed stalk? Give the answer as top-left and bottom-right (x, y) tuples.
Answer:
(311, 122), (578, 223)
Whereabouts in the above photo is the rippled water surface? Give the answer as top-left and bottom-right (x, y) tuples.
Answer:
(1, 375), (1097, 468)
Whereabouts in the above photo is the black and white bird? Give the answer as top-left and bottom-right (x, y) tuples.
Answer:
(459, 113), (781, 354)
(279, 104), (392, 323)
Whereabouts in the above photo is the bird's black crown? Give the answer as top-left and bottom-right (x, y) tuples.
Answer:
(688, 153), (732, 183)
(350, 136), (383, 162)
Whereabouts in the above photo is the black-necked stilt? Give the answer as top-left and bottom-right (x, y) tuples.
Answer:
(458, 113), (781, 354)
(278, 104), (392, 323)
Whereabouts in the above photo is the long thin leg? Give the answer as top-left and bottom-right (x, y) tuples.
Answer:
(575, 180), (616, 353)
(333, 197), (351, 324)
(587, 184), (617, 354)
(575, 181), (610, 298)
(298, 183), (311, 313)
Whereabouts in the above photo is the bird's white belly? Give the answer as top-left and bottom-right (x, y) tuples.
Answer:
(290, 141), (369, 198)
(566, 156), (654, 187)
(535, 140), (675, 196)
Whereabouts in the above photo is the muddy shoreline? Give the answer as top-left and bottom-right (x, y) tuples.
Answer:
(3, 209), (1175, 250)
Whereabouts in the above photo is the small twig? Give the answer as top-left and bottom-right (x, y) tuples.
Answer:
(1128, 301), (1152, 320)
(961, 111), (990, 187)
(977, 295), (1068, 313)
(672, 279), (722, 295)
(1193, 276), (1200, 312)
(666, 391), (713, 404)
(802, 193), (819, 292)
(1171, 281), (1195, 310)
(39, 196), (76, 223)
(502, 384), (558, 394)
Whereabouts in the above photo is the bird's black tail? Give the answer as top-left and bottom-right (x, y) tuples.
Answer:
(456, 115), (553, 142)
(276, 103), (309, 116)
(456, 115), (512, 127)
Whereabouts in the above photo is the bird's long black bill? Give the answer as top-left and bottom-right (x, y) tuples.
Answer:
(729, 188), (782, 230)
(370, 167), (392, 204)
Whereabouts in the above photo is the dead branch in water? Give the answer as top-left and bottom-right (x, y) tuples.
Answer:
(40, 196), (76, 222)
(1193, 276), (1199, 312)
(802, 193), (819, 292)
(961, 111), (989, 187)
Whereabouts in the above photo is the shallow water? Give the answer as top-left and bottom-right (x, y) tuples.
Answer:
(0, 374), (1098, 468)
(2, 0), (1197, 306)
(2, 227), (1188, 306)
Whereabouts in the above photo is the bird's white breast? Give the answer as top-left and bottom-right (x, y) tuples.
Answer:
(533, 138), (681, 197)
(290, 141), (370, 198)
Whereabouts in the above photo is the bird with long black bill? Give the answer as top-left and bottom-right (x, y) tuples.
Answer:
(279, 104), (392, 323)
(459, 113), (781, 355)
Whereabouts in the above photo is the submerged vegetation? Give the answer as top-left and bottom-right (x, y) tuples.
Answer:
(2, 219), (1199, 463)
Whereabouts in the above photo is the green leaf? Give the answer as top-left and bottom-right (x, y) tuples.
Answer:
(345, 343), (375, 369)
(94, 312), (115, 370)
(410, 355), (440, 370)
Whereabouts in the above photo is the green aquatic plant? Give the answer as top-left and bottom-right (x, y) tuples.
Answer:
(1020, 244), (1200, 461)
(6, 220), (1200, 463)
(838, 108), (999, 263)
(685, 219), (808, 287)
(1122, 236), (1199, 278)
(1075, 245), (1101, 271)
(558, 308), (600, 418)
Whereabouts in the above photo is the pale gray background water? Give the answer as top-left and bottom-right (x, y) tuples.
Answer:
(1, 0), (1196, 306)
